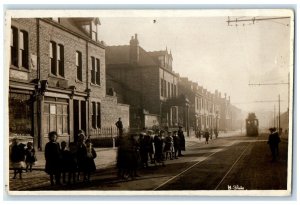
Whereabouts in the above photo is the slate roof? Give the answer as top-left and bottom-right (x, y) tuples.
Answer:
(106, 45), (158, 67)
(59, 18), (90, 38)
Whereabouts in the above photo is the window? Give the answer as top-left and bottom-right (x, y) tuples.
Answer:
(9, 93), (33, 135)
(168, 82), (170, 98)
(76, 51), (82, 81)
(58, 44), (64, 76)
(161, 79), (164, 97)
(91, 22), (97, 41)
(43, 102), (69, 135)
(20, 31), (29, 69)
(92, 102), (101, 129)
(97, 102), (101, 128)
(96, 58), (100, 85)
(50, 41), (64, 77)
(11, 27), (18, 67)
(174, 85), (177, 97)
(91, 56), (100, 85)
(10, 27), (29, 69)
(91, 57), (95, 84)
(92, 102), (96, 129)
(164, 80), (167, 97)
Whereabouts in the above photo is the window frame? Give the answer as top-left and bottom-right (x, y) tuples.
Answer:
(10, 26), (29, 70)
(76, 51), (83, 81)
(49, 41), (65, 78)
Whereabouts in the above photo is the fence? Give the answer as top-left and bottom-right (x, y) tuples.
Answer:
(89, 126), (119, 148)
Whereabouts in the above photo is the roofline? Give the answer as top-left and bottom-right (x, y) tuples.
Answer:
(40, 18), (106, 49)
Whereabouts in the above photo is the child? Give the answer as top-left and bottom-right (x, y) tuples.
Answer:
(10, 139), (26, 179)
(84, 139), (97, 182)
(60, 141), (69, 184)
(25, 142), (36, 172)
(164, 131), (173, 160)
(45, 131), (61, 186)
(68, 142), (78, 184)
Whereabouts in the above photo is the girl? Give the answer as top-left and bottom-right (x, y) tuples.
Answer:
(84, 139), (97, 182)
(10, 139), (26, 179)
(25, 142), (36, 172)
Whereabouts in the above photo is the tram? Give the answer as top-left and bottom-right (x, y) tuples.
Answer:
(246, 113), (259, 136)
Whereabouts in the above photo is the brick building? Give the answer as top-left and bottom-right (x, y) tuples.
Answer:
(178, 77), (221, 135)
(106, 34), (188, 132)
(9, 18), (129, 150)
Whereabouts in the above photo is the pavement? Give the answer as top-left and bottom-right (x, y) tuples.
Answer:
(26, 131), (240, 171)
(7, 131), (242, 191)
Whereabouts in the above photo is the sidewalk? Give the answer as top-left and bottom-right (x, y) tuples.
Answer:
(33, 147), (118, 171)
(32, 130), (240, 171)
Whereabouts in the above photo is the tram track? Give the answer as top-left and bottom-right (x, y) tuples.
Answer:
(153, 140), (254, 190)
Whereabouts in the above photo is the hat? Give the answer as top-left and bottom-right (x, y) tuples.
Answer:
(179, 125), (183, 128)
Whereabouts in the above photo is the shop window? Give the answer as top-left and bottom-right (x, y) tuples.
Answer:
(9, 93), (33, 135)
(43, 102), (68, 135)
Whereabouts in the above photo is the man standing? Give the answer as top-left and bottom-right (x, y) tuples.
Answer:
(267, 127), (281, 162)
(177, 126), (185, 156)
(115, 117), (123, 137)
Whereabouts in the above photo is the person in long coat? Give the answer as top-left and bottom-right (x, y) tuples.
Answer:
(76, 132), (88, 181)
(172, 131), (180, 159)
(177, 126), (185, 156)
(45, 131), (61, 185)
(154, 130), (165, 166)
(268, 127), (281, 162)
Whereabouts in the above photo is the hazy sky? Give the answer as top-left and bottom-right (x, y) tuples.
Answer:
(97, 11), (293, 114)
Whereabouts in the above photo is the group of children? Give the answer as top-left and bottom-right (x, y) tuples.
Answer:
(10, 139), (37, 179)
(45, 131), (97, 185)
(117, 128), (186, 180)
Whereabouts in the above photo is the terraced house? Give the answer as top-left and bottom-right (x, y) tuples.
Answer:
(106, 34), (189, 132)
(9, 17), (129, 150)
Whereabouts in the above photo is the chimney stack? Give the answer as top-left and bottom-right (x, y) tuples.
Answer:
(129, 33), (139, 64)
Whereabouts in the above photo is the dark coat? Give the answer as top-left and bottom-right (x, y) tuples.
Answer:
(204, 131), (210, 140)
(268, 132), (281, 147)
(178, 130), (186, 151)
(172, 135), (180, 150)
(77, 143), (87, 172)
(45, 141), (61, 175)
(25, 148), (36, 164)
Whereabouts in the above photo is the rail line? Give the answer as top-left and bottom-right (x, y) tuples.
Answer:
(214, 143), (252, 190)
(153, 140), (254, 191)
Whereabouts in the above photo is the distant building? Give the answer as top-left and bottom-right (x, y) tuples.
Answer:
(9, 18), (129, 150)
(178, 78), (221, 135)
(106, 34), (189, 132)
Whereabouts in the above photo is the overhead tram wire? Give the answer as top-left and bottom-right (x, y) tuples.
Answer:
(227, 16), (291, 26)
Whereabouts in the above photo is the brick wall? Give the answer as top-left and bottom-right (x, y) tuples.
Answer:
(10, 18), (38, 82)
(101, 96), (130, 129)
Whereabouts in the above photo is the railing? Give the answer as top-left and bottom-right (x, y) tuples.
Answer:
(89, 126), (119, 138)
